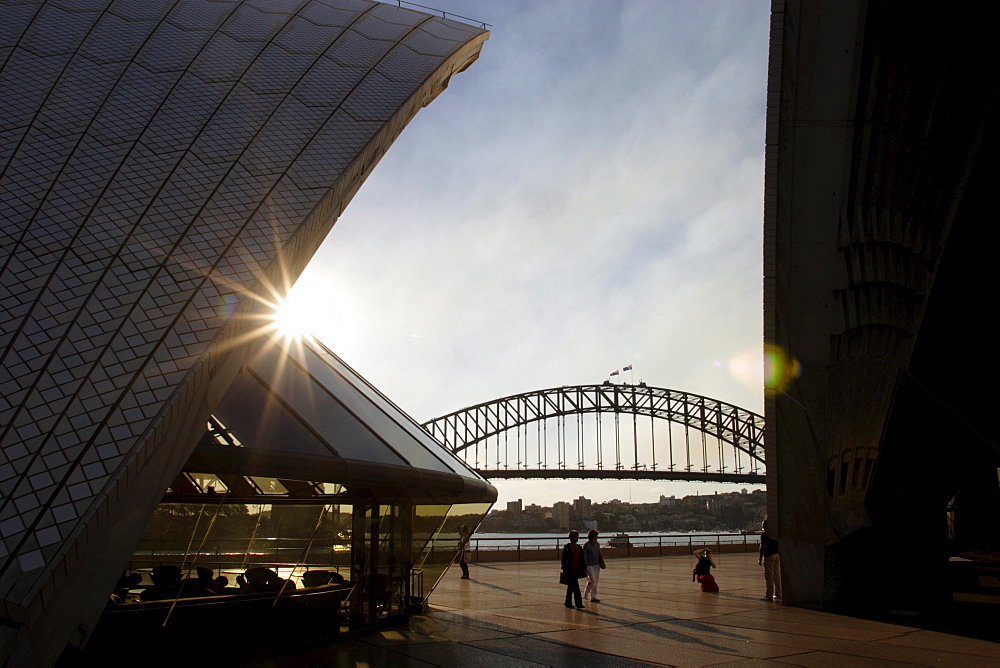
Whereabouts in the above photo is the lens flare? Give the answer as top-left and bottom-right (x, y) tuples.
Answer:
(272, 291), (314, 338)
(217, 293), (239, 318)
(271, 276), (355, 348)
(763, 344), (801, 394)
(727, 350), (762, 387)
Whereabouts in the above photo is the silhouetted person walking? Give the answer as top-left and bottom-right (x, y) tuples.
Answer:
(561, 530), (587, 608)
(582, 529), (605, 602)
(458, 525), (471, 579)
(759, 519), (781, 601)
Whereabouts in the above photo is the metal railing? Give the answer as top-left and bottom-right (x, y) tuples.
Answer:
(388, 1), (491, 30)
(466, 533), (761, 561)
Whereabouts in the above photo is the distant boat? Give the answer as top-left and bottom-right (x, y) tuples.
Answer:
(607, 533), (631, 548)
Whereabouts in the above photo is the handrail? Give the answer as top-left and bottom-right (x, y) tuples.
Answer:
(132, 531), (760, 552)
(388, 1), (491, 30)
(467, 532), (762, 560)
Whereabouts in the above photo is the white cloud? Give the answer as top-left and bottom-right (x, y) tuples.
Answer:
(293, 0), (770, 505)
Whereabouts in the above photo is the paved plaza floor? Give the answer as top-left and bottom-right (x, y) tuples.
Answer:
(253, 553), (1000, 666)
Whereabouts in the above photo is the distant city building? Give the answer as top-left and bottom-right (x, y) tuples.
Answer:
(552, 502), (571, 529)
(507, 499), (524, 515)
(476, 491), (766, 534)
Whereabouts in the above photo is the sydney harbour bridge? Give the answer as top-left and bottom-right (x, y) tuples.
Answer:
(423, 383), (765, 484)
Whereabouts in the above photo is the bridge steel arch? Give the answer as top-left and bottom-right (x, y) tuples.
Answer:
(422, 384), (766, 483)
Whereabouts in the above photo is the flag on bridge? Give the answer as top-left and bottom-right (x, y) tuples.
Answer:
(623, 364), (632, 372)
(610, 370), (619, 377)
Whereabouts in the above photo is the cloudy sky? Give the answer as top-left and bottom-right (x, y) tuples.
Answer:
(283, 0), (771, 506)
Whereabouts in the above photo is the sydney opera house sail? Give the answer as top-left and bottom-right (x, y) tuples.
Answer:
(0, 1), (493, 662)
(765, 0), (999, 613)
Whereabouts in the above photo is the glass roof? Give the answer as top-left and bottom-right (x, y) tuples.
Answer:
(208, 336), (488, 484)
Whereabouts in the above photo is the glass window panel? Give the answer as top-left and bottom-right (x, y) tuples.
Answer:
(247, 477), (288, 495)
(124, 500), (355, 607)
(412, 504), (452, 595)
(293, 342), (458, 474)
(352, 502), (409, 622)
(249, 344), (407, 467)
(188, 472), (228, 494)
(318, 482), (346, 495)
(414, 502), (492, 599)
(214, 371), (341, 459)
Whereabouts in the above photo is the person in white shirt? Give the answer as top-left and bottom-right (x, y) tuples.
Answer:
(582, 529), (605, 602)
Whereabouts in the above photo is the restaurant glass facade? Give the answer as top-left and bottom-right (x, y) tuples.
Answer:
(94, 488), (492, 648)
(88, 337), (495, 653)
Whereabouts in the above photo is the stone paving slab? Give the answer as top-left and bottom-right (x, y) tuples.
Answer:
(246, 553), (1000, 666)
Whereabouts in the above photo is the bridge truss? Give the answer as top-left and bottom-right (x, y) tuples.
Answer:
(423, 384), (765, 483)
